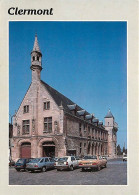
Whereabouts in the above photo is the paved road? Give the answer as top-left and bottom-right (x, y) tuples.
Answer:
(9, 158), (127, 185)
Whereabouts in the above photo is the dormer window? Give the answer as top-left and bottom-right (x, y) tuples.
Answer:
(23, 105), (29, 113)
(44, 101), (50, 110)
(67, 104), (77, 115)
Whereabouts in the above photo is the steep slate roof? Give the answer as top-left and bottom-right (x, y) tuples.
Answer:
(105, 110), (114, 118)
(41, 80), (90, 115)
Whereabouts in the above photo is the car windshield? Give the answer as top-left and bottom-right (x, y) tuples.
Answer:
(29, 158), (41, 163)
(58, 157), (68, 162)
(53, 158), (58, 161)
(16, 159), (25, 163)
(29, 158), (34, 162)
(83, 156), (97, 160)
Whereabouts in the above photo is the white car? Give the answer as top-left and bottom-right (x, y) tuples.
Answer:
(123, 154), (127, 161)
(55, 156), (78, 171)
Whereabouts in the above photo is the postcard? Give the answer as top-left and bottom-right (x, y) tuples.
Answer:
(0, 0), (138, 195)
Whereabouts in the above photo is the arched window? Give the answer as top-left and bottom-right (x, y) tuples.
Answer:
(32, 56), (35, 61)
(37, 56), (39, 61)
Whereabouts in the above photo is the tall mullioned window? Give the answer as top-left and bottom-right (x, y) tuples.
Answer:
(23, 105), (29, 113)
(44, 117), (52, 132)
(80, 143), (82, 154)
(22, 120), (30, 134)
(84, 124), (86, 131)
(79, 123), (82, 136)
(88, 126), (90, 135)
(44, 101), (50, 110)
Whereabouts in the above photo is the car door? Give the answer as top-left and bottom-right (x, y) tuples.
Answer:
(49, 158), (55, 168)
(99, 156), (103, 166)
(71, 156), (77, 168)
(39, 158), (45, 168)
(45, 157), (51, 168)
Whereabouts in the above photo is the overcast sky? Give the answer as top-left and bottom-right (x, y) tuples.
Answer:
(9, 21), (127, 149)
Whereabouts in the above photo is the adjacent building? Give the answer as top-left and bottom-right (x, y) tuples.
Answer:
(12, 35), (118, 161)
(9, 123), (13, 161)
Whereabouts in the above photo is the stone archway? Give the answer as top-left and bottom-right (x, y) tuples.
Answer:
(38, 137), (59, 158)
(42, 141), (55, 157)
(17, 139), (32, 159)
(20, 142), (31, 158)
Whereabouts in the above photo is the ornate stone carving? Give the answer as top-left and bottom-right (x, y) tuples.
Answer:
(32, 119), (35, 134)
(54, 121), (59, 134)
(17, 125), (20, 136)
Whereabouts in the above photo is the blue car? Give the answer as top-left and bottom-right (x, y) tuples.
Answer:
(14, 158), (34, 172)
(26, 157), (55, 172)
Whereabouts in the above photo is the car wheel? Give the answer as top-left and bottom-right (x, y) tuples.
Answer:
(69, 166), (73, 171)
(42, 166), (46, 172)
(97, 166), (101, 171)
(82, 168), (85, 172)
(57, 169), (60, 171)
(16, 169), (20, 172)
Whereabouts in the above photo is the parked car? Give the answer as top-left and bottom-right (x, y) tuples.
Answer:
(14, 158), (34, 171)
(75, 156), (82, 164)
(26, 157), (55, 172)
(55, 156), (79, 171)
(123, 154), (127, 161)
(79, 155), (107, 171)
(53, 157), (59, 162)
(102, 156), (107, 161)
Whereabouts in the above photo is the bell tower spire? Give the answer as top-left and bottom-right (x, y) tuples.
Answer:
(31, 34), (42, 82)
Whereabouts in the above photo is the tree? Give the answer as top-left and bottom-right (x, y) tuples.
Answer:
(123, 146), (126, 154)
(117, 144), (122, 155)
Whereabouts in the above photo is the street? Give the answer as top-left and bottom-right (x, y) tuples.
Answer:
(9, 158), (127, 185)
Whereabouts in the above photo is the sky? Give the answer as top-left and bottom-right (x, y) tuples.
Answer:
(9, 21), (127, 149)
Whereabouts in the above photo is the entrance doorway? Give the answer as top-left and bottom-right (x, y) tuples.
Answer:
(42, 141), (55, 157)
(67, 150), (76, 156)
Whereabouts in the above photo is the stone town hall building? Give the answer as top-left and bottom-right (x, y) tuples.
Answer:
(12, 35), (118, 161)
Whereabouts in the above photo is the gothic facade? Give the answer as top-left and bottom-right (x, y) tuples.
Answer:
(12, 35), (118, 161)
